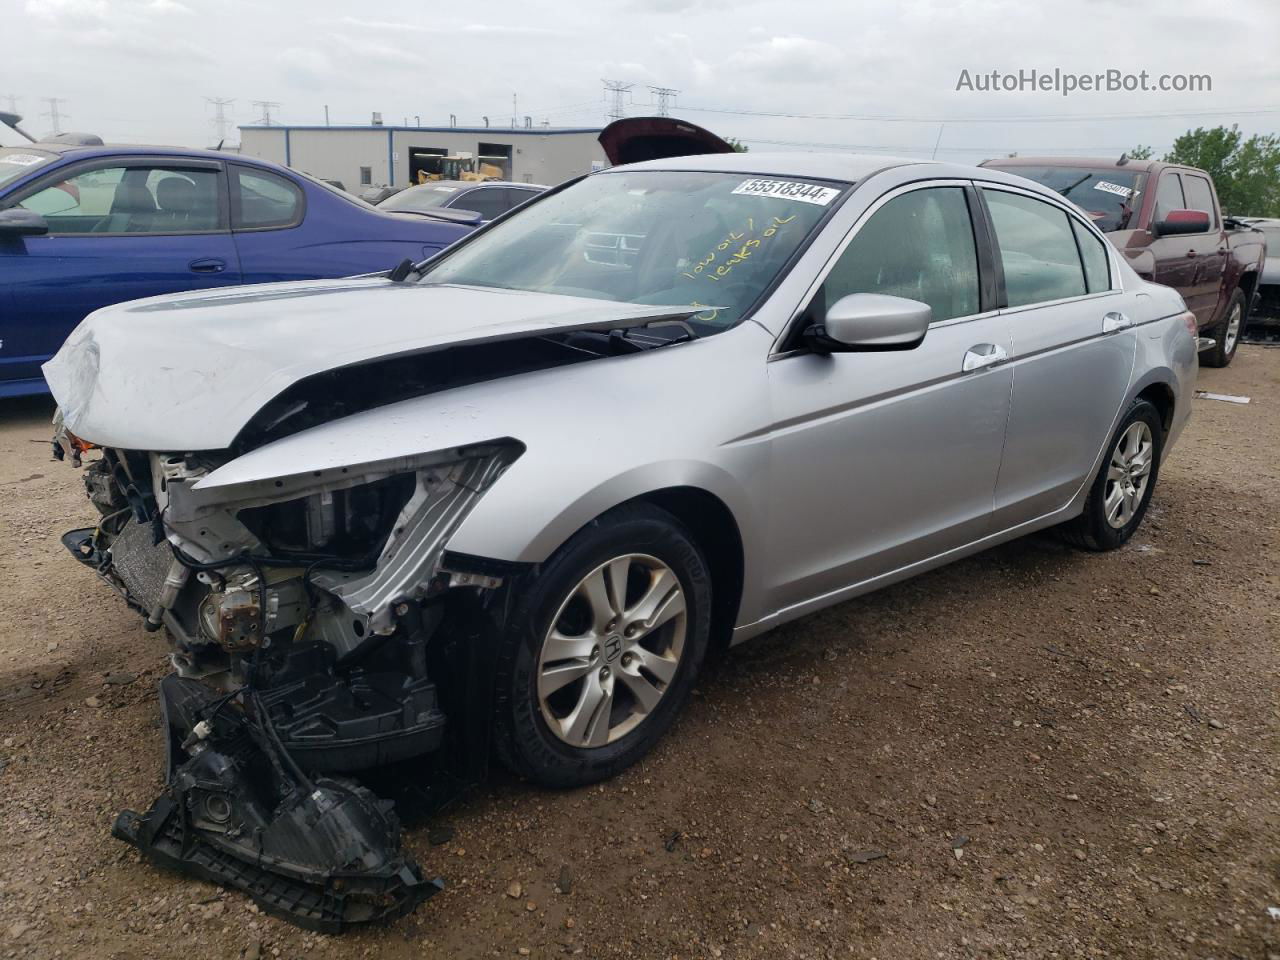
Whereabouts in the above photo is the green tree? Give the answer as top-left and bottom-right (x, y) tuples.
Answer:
(726, 138), (749, 153)
(1126, 144), (1154, 160)
(1161, 124), (1280, 217)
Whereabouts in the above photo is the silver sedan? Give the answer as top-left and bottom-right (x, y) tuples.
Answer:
(48, 151), (1197, 792)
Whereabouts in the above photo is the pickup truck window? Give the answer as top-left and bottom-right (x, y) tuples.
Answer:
(1154, 173), (1186, 222)
(1181, 175), (1217, 230)
(982, 165), (1144, 232)
(984, 189), (1088, 307)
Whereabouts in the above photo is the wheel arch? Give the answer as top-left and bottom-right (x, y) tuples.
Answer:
(1134, 379), (1176, 437)
(446, 456), (763, 635)
(629, 486), (745, 652)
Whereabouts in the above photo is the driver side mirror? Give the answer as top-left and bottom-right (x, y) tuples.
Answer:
(803, 293), (932, 353)
(1152, 208), (1210, 237)
(0, 208), (49, 237)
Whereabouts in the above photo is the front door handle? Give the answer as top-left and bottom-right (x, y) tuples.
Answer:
(1102, 311), (1132, 334)
(962, 343), (1008, 372)
(189, 257), (226, 274)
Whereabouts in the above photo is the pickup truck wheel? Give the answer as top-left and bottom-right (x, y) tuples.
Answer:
(1202, 289), (1247, 368)
(1059, 398), (1164, 551)
(493, 503), (712, 788)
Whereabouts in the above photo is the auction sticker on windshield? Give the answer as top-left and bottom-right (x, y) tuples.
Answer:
(732, 179), (840, 205)
(1094, 180), (1133, 199)
(2, 154), (45, 166)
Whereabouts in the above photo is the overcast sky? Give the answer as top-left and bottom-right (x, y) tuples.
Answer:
(5, 0), (1279, 163)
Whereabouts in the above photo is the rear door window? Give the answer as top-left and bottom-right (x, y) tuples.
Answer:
(984, 189), (1088, 307)
(1071, 219), (1112, 293)
(232, 166), (303, 229)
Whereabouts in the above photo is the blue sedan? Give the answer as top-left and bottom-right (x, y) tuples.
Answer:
(0, 142), (471, 397)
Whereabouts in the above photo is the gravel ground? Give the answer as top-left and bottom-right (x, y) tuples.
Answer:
(1, 348), (1278, 960)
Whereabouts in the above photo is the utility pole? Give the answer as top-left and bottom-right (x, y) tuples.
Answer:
(205, 97), (234, 144)
(601, 80), (633, 122)
(41, 97), (67, 135)
(648, 86), (679, 117)
(512, 93), (518, 129)
(251, 100), (280, 126)
(2, 94), (18, 114)
(324, 104), (330, 126)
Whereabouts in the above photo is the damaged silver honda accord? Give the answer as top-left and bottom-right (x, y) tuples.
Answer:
(44, 150), (1197, 929)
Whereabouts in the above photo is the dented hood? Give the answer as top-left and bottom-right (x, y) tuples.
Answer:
(43, 278), (694, 451)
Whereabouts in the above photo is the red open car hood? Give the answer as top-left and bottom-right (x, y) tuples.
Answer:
(597, 117), (733, 166)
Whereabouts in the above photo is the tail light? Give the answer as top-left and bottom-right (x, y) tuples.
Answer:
(1181, 311), (1197, 336)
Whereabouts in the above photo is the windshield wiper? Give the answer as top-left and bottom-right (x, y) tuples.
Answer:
(1057, 173), (1092, 200)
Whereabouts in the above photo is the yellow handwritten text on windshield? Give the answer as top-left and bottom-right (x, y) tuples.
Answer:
(681, 215), (797, 284)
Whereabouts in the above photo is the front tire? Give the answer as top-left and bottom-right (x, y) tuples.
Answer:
(1202, 289), (1247, 368)
(1060, 398), (1164, 551)
(493, 503), (712, 788)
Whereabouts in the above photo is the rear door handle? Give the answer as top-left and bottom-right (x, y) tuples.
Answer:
(962, 343), (1008, 372)
(1102, 311), (1132, 334)
(189, 257), (226, 274)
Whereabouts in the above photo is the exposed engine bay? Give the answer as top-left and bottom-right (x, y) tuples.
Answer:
(57, 434), (523, 928)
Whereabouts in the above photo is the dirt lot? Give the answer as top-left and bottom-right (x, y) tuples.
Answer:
(1, 348), (1278, 960)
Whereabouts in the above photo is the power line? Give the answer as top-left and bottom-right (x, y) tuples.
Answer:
(205, 97), (234, 143)
(649, 86), (679, 117)
(678, 103), (1280, 124)
(601, 80), (633, 122)
(41, 97), (67, 135)
(251, 100), (281, 126)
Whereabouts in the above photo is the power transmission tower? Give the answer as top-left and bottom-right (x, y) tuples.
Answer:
(205, 97), (235, 143)
(251, 100), (280, 126)
(601, 80), (633, 122)
(2, 94), (18, 114)
(42, 97), (67, 135)
(649, 86), (679, 117)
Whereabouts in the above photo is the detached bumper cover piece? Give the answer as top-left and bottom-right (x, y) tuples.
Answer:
(114, 675), (442, 932)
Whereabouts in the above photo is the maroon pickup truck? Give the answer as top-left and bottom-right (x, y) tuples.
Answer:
(982, 157), (1267, 367)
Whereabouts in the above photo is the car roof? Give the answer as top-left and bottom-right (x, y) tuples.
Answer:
(15, 142), (286, 170)
(611, 151), (931, 182)
(403, 179), (549, 190)
(983, 155), (1167, 174)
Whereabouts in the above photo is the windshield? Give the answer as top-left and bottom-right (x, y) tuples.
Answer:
(418, 170), (846, 332)
(988, 165), (1146, 232)
(380, 184), (460, 212)
(0, 148), (55, 190)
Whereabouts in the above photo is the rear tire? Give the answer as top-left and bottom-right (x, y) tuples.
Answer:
(1201, 289), (1247, 368)
(493, 503), (712, 789)
(1060, 398), (1164, 552)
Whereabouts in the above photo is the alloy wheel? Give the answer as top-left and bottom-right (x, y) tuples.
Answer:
(536, 553), (686, 748)
(1104, 420), (1154, 529)
(1225, 304), (1242, 354)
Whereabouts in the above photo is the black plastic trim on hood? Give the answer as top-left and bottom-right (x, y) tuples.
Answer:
(597, 117), (734, 166)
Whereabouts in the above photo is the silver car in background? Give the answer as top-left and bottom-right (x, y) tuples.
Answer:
(44, 152), (1196, 922)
